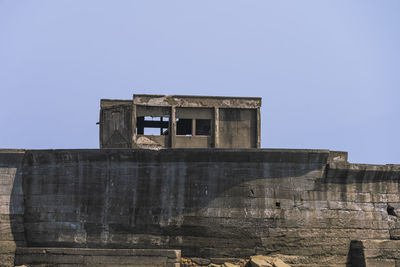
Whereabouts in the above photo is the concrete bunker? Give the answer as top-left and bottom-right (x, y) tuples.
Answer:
(99, 94), (261, 149)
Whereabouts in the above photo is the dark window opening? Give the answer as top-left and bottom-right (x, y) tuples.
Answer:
(136, 116), (169, 135)
(176, 118), (192, 136)
(387, 204), (398, 217)
(196, 119), (211, 136)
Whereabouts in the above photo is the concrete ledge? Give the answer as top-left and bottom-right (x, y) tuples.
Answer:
(23, 148), (332, 164)
(0, 149), (25, 154)
(15, 247), (181, 267)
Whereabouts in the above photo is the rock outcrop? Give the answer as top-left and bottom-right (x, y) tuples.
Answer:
(250, 255), (290, 267)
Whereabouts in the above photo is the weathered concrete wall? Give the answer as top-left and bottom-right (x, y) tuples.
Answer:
(2, 149), (400, 266)
(0, 150), (25, 266)
(219, 108), (257, 148)
(100, 104), (132, 148)
(21, 149), (329, 254)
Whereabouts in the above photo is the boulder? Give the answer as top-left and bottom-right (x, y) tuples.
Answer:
(250, 255), (290, 267)
(191, 257), (211, 265)
(223, 262), (240, 267)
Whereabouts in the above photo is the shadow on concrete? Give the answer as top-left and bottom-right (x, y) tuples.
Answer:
(11, 149), (328, 257)
(346, 240), (366, 267)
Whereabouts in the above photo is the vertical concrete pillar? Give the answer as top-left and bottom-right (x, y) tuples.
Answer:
(192, 119), (196, 136)
(170, 106), (176, 148)
(131, 103), (136, 148)
(160, 117), (164, 135)
(214, 107), (219, 148)
(99, 109), (104, 148)
(256, 107), (261, 148)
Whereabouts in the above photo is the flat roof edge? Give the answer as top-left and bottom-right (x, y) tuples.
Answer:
(133, 94), (262, 101)
(100, 99), (132, 108)
(101, 99), (131, 102)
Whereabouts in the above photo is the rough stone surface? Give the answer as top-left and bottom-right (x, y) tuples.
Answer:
(348, 240), (400, 267)
(250, 255), (291, 267)
(223, 263), (241, 267)
(1, 148), (400, 266)
(191, 257), (211, 265)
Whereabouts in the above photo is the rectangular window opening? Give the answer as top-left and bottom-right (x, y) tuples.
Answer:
(176, 118), (193, 136)
(136, 116), (169, 135)
(196, 119), (211, 136)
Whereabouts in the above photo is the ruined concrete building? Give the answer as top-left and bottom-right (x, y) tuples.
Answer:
(1, 94), (400, 267)
(99, 94), (261, 149)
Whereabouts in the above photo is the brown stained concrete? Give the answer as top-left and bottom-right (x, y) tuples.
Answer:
(1, 148), (400, 266)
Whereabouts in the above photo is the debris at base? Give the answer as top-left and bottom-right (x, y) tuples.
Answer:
(223, 262), (241, 267)
(181, 256), (290, 267)
(250, 255), (291, 267)
(192, 257), (211, 265)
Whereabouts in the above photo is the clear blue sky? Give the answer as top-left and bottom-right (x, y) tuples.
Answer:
(0, 1), (399, 164)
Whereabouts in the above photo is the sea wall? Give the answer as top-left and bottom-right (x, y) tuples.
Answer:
(1, 149), (399, 266)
